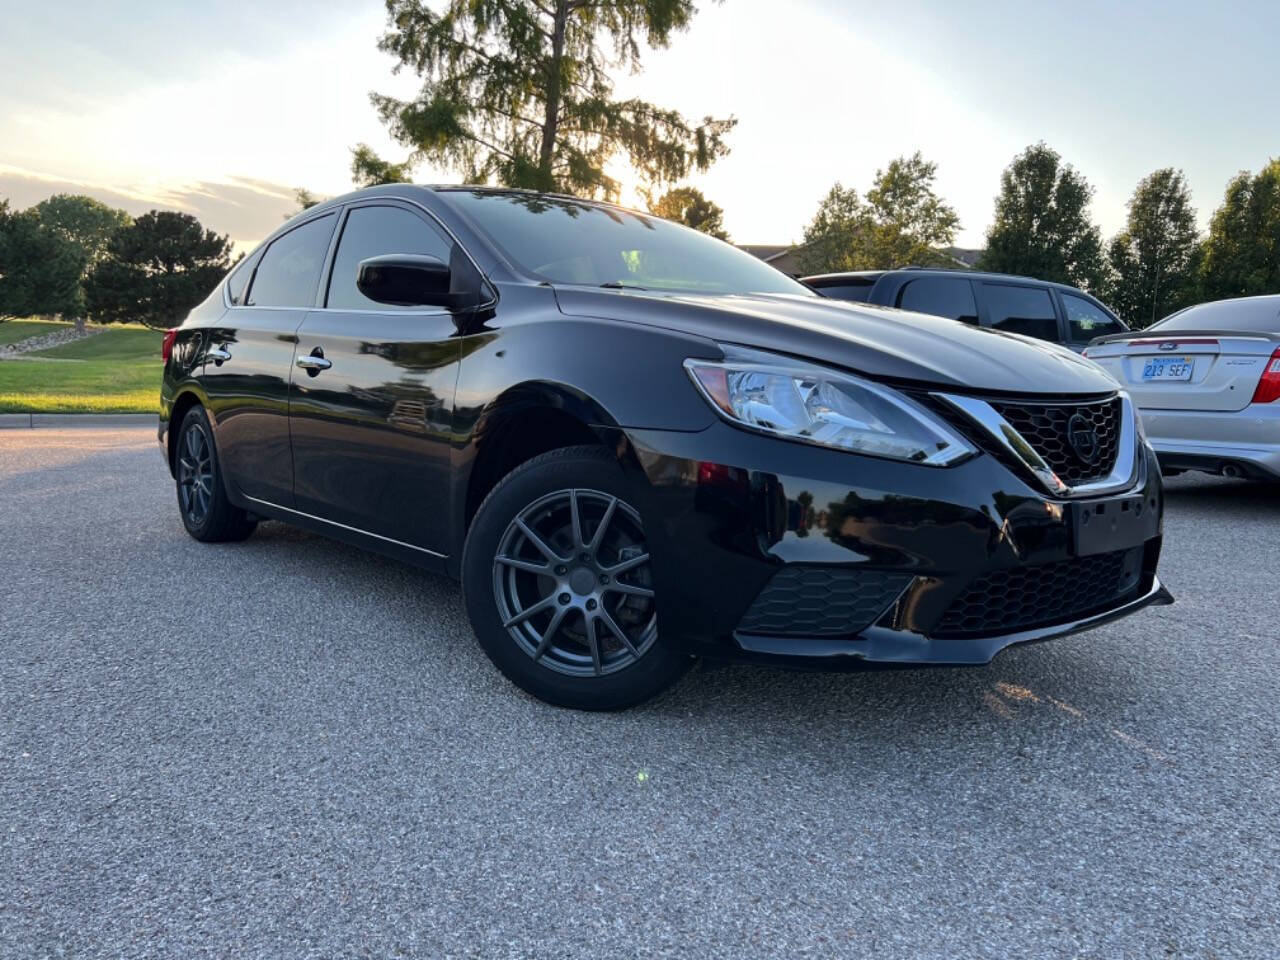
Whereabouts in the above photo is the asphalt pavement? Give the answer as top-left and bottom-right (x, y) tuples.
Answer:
(2, 427), (1278, 958)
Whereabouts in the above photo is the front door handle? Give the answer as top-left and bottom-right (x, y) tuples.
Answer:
(296, 348), (331, 375)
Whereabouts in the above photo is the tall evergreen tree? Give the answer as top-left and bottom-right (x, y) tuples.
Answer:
(361, 0), (735, 199)
(978, 143), (1105, 290)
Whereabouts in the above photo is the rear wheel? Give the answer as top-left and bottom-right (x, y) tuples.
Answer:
(462, 446), (690, 709)
(174, 405), (257, 543)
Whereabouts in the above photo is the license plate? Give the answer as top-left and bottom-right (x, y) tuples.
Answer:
(1141, 356), (1193, 381)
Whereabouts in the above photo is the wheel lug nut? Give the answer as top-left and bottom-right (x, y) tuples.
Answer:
(586, 598), (597, 611)
(599, 574), (610, 584)
(580, 552), (591, 563)
(554, 565), (566, 575)
(558, 592), (571, 605)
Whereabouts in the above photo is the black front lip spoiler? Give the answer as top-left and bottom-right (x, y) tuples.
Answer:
(734, 575), (1174, 666)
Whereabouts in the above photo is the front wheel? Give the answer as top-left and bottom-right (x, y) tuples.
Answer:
(462, 446), (690, 710)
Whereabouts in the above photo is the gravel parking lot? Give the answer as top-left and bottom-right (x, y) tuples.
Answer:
(2, 427), (1278, 958)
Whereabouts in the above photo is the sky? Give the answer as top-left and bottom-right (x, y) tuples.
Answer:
(1, 0), (1277, 252)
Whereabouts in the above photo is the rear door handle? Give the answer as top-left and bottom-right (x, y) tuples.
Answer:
(207, 347), (231, 363)
(296, 348), (331, 374)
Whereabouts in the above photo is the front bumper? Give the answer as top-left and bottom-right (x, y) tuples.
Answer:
(1142, 405), (1280, 480)
(626, 419), (1171, 668)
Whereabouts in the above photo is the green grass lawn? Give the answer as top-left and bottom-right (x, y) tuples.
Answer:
(0, 326), (162, 413)
(0, 318), (68, 347)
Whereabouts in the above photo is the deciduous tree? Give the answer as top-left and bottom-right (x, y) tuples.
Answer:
(85, 211), (236, 330)
(862, 152), (959, 269)
(794, 183), (870, 276)
(32, 194), (133, 328)
(1106, 168), (1200, 327)
(649, 186), (728, 240)
(978, 143), (1105, 291)
(0, 202), (85, 322)
(1199, 158), (1280, 300)
(362, 0), (735, 198)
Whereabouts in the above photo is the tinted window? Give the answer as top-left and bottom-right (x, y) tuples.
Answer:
(899, 277), (979, 324)
(226, 250), (259, 306)
(441, 191), (812, 296)
(982, 284), (1059, 341)
(1152, 297), (1280, 333)
(813, 282), (875, 302)
(327, 205), (454, 310)
(1063, 292), (1124, 341)
(246, 214), (335, 307)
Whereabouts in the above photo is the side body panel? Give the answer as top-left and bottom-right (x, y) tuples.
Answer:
(198, 308), (304, 505)
(289, 308), (461, 552)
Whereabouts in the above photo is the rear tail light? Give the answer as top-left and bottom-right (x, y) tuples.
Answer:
(1251, 348), (1280, 404)
(161, 328), (178, 363)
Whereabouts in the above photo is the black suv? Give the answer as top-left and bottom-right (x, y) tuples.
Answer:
(802, 268), (1127, 352)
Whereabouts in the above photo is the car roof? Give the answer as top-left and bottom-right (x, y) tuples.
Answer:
(301, 182), (644, 219)
(800, 267), (1091, 295)
(1156, 293), (1280, 326)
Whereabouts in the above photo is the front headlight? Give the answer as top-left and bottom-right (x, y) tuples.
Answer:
(684, 349), (976, 466)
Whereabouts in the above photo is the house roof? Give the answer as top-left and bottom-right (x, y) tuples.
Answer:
(737, 244), (795, 263)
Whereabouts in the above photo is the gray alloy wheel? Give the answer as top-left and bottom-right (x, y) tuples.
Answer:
(176, 418), (215, 528)
(174, 405), (257, 543)
(492, 487), (657, 677)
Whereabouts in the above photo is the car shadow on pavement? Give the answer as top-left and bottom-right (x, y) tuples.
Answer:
(237, 519), (1178, 772)
(1162, 474), (1280, 514)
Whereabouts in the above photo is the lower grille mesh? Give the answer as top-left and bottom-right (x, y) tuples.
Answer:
(934, 548), (1141, 638)
(737, 567), (912, 637)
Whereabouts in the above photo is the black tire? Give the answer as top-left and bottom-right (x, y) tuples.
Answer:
(174, 405), (257, 543)
(462, 445), (691, 710)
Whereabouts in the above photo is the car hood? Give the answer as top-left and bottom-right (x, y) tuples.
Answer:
(554, 288), (1117, 395)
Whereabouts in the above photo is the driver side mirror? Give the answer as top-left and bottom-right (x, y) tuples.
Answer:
(357, 254), (454, 308)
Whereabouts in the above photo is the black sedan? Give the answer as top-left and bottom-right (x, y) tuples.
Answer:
(158, 185), (1172, 709)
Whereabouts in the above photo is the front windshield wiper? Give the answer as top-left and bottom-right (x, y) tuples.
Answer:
(598, 281), (648, 291)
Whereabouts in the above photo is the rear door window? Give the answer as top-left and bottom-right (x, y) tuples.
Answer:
(1062, 292), (1124, 342)
(981, 283), (1060, 342)
(898, 277), (979, 324)
(326, 205), (455, 310)
(245, 213), (336, 308)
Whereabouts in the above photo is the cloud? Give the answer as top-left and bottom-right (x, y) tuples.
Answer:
(0, 166), (301, 250)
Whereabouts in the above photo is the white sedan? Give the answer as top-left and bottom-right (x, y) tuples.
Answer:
(1085, 295), (1280, 481)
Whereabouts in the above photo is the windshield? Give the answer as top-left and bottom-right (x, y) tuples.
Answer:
(442, 190), (814, 297)
(1152, 297), (1280, 333)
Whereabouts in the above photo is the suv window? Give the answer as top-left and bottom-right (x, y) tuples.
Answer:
(898, 277), (978, 324)
(327, 205), (454, 310)
(246, 214), (335, 308)
(1062, 292), (1123, 341)
(982, 283), (1059, 341)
